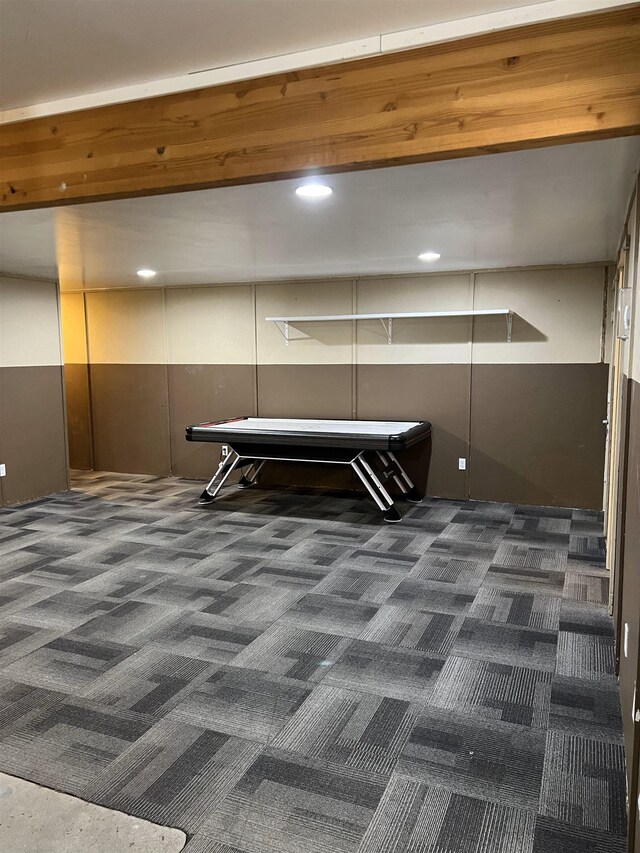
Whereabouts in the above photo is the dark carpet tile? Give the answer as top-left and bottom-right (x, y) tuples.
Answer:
(272, 685), (417, 779)
(559, 599), (615, 637)
(195, 554), (332, 589)
(468, 587), (561, 630)
(168, 665), (312, 743)
(432, 656), (552, 728)
(387, 578), (477, 615)
(279, 592), (379, 638)
(0, 694), (153, 795)
(563, 571), (609, 604)
(492, 541), (566, 571)
(483, 564), (565, 596)
(196, 748), (387, 853)
(70, 599), (183, 644)
(311, 568), (402, 604)
(555, 630), (616, 680)
(85, 719), (262, 833)
(451, 616), (558, 671)
(15, 589), (121, 631)
(323, 639), (445, 702)
(141, 611), (263, 663)
(0, 618), (66, 665)
(532, 815), (625, 853)
(410, 553), (489, 587)
(80, 646), (214, 718)
(0, 474), (624, 853)
(2, 633), (140, 694)
(549, 675), (623, 742)
(398, 705), (545, 809)
(359, 606), (465, 655)
(232, 624), (353, 684)
(539, 731), (626, 837)
(359, 775), (536, 853)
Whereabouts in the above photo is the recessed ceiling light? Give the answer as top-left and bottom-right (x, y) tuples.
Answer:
(418, 251), (441, 262)
(295, 182), (333, 199)
(136, 268), (157, 279)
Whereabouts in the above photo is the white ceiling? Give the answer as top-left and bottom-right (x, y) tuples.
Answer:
(0, 0), (583, 111)
(1, 137), (638, 289)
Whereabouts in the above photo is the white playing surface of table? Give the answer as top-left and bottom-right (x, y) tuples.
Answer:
(208, 418), (421, 435)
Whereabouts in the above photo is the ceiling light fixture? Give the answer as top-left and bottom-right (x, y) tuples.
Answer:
(136, 268), (157, 279)
(418, 251), (441, 262)
(295, 182), (333, 199)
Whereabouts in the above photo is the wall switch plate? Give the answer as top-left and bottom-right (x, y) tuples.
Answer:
(458, 458), (467, 471)
(221, 445), (230, 458)
(0, 464), (5, 477)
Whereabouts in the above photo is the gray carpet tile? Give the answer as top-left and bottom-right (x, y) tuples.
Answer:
(397, 705), (546, 809)
(358, 775), (536, 853)
(271, 685), (418, 779)
(539, 731), (626, 836)
(197, 748), (387, 853)
(168, 665), (312, 743)
(467, 587), (561, 630)
(386, 578), (477, 615)
(409, 553), (490, 587)
(141, 611), (263, 663)
(563, 571), (610, 604)
(0, 471), (627, 851)
(549, 675), (624, 743)
(450, 617), (559, 671)
(231, 624), (352, 683)
(359, 606), (465, 655)
(86, 719), (263, 832)
(279, 593), (380, 638)
(431, 656), (553, 728)
(323, 639), (446, 702)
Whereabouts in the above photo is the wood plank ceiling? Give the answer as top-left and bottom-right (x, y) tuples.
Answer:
(1, 6), (640, 211)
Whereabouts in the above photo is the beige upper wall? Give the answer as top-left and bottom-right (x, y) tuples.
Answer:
(0, 276), (61, 367)
(256, 279), (353, 366)
(85, 289), (166, 364)
(356, 274), (473, 365)
(60, 291), (87, 364)
(70, 265), (607, 367)
(473, 267), (606, 365)
(628, 180), (640, 384)
(166, 285), (255, 365)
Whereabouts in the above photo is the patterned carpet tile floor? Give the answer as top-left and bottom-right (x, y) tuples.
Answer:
(0, 471), (626, 853)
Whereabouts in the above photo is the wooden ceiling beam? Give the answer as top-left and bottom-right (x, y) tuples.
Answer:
(2, 6), (640, 211)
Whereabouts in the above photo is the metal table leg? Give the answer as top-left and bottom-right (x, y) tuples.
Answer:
(198, 451), (242, 504)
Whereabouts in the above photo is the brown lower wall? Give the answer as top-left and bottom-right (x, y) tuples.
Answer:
(357, 364), (470, 500)
(66, 361), (608, 509)
(470, 363), (608, 509)
(618, 378), (640, 822)
(90, 364), (171, 476)
(256, 364), (356, 489)
(0, 366), (68, 506)
(168, 364), (256, 479)
(64, 363), (93, 470)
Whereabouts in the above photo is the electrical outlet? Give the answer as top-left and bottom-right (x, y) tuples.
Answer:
(458, 458), (467, 471)
(0, 464), (6, 477)
(221, 445), (230, 458)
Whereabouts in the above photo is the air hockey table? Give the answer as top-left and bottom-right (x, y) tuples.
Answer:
(185, 416), (431, 522)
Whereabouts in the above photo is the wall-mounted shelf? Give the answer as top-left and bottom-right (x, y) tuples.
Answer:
(265, 308), (514, 345)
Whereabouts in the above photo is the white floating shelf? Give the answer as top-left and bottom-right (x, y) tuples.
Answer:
(265, 308), (514, 344)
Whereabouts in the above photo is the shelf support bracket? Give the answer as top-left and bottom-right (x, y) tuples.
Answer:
(506, 312), (513, 343)
(379, 317), (393, 344)
(273, 320), (290, 346)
